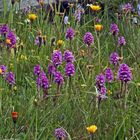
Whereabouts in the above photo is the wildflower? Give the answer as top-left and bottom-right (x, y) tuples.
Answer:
(6, 72), (15, 85)
(63, 50), (75, 63)
(52, 50), (62, 67)
(28, 14), (37, 22)
(54, 71), (64, 85)
(96, 73), (105, 89)
(34, 64), (41, 76)
(95, 17), (101, 23)
(57, 40), (64, 47)
(110, 23), (119, 36)
(83, 32), (94, 46)
(86, 125), (97, 134)
(54, 128), (67, 140)
(35, 35), (42, 47)
(118, 63), (132, 83)
(12, 111), (18, 124)
(110, 52), (119, 65)
(66, 27), (75, 40)
(6, 31), (17, 48)
(36, 71), (49, 89)
(90, 5), (101, 11)
(0, 24), (9, 35)
(0, 65), (6, 75)
(65, 63), (75, 77)
(105, 68), (114, 83)
(94, 24), (103, 31)
(64, 16), (70, 25)
(123, 3), (133, 12)
(118, 36), (126, 46)
(48, 64), (56, 76)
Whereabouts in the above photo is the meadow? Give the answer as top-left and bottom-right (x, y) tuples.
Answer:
(0, 0), (140, 140)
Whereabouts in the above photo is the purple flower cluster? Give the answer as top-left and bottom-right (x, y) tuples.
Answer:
(110, 23), (119, 36)
(0, 24), (17, 48)
(118, 63), (132, 83)
(110, 52), (119, 65)
(63, 50), (75, 63)
(6, 31), (17, 48)
(54, 71), (64, 85)
(48, 64), (56, 76)
(54, 128), (67, 140)
(65, 63), (75, 77)
(34, 64), (41, 76)
(83, 32), (94, 46)
(96, 73), (105, 89)
(0, 65), (6, 75)
(66, 27), (75, 40)
(105, 68), (114, 83)
(36, 71), (49, 89)
(95, 73), (107, 99)
(0, 24), (9, 35)
(118, 36), (126, 46)
(52, 50), (62, 67)
(34, 35), (42, 47)
(123, 3), (133, 12)
(6, 72), (15, 85)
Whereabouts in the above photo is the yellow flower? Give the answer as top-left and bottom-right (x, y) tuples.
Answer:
(86, 125), (97, 134)
(95, 24), (103, 31)
(57, 40), (64, 46)
(28, 14), (37, 22)
(6, 39), (11, 45)
(0, 68), (2, 74)
(90, 5), (101, 11)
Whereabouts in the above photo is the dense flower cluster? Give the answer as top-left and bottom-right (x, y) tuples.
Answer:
(36, 71), (49, 89)
(34, 64), (41, 76)
(83, 32), (94, 46)
(96, 73), (107, 100)
(118, 36), (126, 46)
(105, 68), (114, 83)
(0, 24), (9, 35)
(118, 63), (132, 83)
(63, 50), (75, 63)
(0, 65), (6, 75)
(66, 27), (75, 40)
(54, 71), (64, 85)
(54, 128), (67, 140)
(52, 50), (63, 67)
(6, 72), (15, 85)
(110, 52), (119, 65)
(110, 23), (119, 36)
(65, 63), (75, 77)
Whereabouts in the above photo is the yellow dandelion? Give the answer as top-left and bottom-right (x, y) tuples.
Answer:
(28, 14), (37, 22)
(86, 125), (97, 134)
(57, 40), (64, 46)
(90, 5), (101, 11)
(95, 24), (103, 31)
